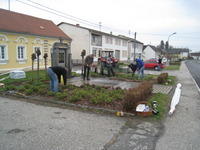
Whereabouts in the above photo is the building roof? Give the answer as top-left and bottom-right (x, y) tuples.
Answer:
(143, 45), (166, 54)
(190, 52), (200, 56)
(166, 48), (189, 54)
(58, 22), (143, 44)
(0, 9), (71, 40)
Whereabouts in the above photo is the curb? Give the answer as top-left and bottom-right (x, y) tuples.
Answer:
(0, 92), (135, 118)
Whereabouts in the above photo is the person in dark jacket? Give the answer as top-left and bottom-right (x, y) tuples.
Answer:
(83, 54), (94, 80)
(106, 55), (115, 77)
(47, 66), (67, 92)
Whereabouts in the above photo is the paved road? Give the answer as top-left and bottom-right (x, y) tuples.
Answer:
(0, 97), (125, 150)
(0, 96), (162, 150)
(185, 60), (200, 90)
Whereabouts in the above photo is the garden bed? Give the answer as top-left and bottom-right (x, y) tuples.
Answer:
(0, 70), (171, 119)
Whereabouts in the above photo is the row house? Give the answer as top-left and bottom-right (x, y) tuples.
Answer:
(0, 9), (71, 72)
(58, 22), (143, 63)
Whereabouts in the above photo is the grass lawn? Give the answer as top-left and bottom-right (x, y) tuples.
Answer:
(164, 65), (180, 70)
(148, 93), (170, 120)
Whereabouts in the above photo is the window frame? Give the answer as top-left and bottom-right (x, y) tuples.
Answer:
(16, 45), (26, 61)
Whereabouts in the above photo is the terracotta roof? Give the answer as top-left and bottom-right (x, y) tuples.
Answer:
(0, 9), (71, 40)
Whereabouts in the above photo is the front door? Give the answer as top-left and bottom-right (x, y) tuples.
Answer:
(58, 49), (65, 67)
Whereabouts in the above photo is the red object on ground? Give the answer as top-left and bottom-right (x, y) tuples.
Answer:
(144, 59), (165, 70)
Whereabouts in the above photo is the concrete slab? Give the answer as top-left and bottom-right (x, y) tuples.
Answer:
(68, 77), (139, 90)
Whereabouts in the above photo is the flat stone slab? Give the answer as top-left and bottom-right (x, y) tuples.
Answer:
(68, 77), (139, 90)
(68, 77), (172, 94)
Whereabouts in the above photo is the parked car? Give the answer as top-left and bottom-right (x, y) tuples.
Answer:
(144, 59), (165, 70)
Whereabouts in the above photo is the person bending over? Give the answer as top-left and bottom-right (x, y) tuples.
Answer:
(47, 66), (67, 92)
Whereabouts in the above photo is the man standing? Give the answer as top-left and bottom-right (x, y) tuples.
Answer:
(136, 58), (144, 79)
(47, 66), (67, 92)
(83, 54), (94, 80)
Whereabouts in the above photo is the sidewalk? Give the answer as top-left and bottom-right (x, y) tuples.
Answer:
(155, 61), (200, 150)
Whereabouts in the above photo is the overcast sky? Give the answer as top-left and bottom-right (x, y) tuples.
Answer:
(1, 0), (200, 52)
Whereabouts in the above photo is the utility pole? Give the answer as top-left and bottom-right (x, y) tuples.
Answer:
(134, 32), (137, 61)
(8, 0), (10, 10)
(99, 22), (102, 31)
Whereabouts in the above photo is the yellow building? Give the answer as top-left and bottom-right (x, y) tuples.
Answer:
(0, 9), (71, 72)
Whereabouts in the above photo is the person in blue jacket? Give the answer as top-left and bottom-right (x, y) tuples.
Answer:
(136, 58), (144, 78)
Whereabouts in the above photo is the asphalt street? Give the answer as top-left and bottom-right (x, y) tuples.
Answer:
(185, 60), (200, 90)
(0, 97), (125, 150)
(0, 96), (161, 150)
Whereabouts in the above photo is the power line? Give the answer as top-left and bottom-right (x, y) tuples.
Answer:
(26, 0), (100, 27)
(15, 0), (99, 28)
(16, 0), (135, 36)
(15, 0), (200, 40)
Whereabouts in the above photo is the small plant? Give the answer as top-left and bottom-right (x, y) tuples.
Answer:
(5, 85), (16, 90)
(55, 92), (67, 100)
(17, 86), (26, 92)
(157, 73), (168, 84)
(69, 94), (81, 102)
(25, 89), (33, 95)
(47, 91), (55, 96)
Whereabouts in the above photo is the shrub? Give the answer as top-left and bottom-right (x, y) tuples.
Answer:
(123, 81), (153, 112)
(157, 73), (168, 84)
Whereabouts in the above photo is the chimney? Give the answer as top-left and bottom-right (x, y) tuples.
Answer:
(110, 31), (112, 35)
(76, 24), (80, 26)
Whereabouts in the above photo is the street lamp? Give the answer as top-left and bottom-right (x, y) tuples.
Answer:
(167, 32), (176, 45)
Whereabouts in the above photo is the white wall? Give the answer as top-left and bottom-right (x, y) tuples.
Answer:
(58, 24), (90, 60)
(130, 42), (143, 60)
(180, 52), (188, 58)
(142, 46), (156, 60)
(101, 35), (128, 61)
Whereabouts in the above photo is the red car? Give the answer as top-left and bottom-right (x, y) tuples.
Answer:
(144, 59), (165, 70)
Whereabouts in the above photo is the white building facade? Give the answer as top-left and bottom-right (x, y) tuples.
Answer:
(58, 22), (143, 63)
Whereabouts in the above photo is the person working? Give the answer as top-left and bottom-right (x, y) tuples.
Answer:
(47, 66), (67, 92)
(83, 54), (94, 80)
(136, 58), (144, 79)
(106, 55), (115, 77)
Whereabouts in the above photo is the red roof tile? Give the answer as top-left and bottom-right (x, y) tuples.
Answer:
(0, 9), (71, 40)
